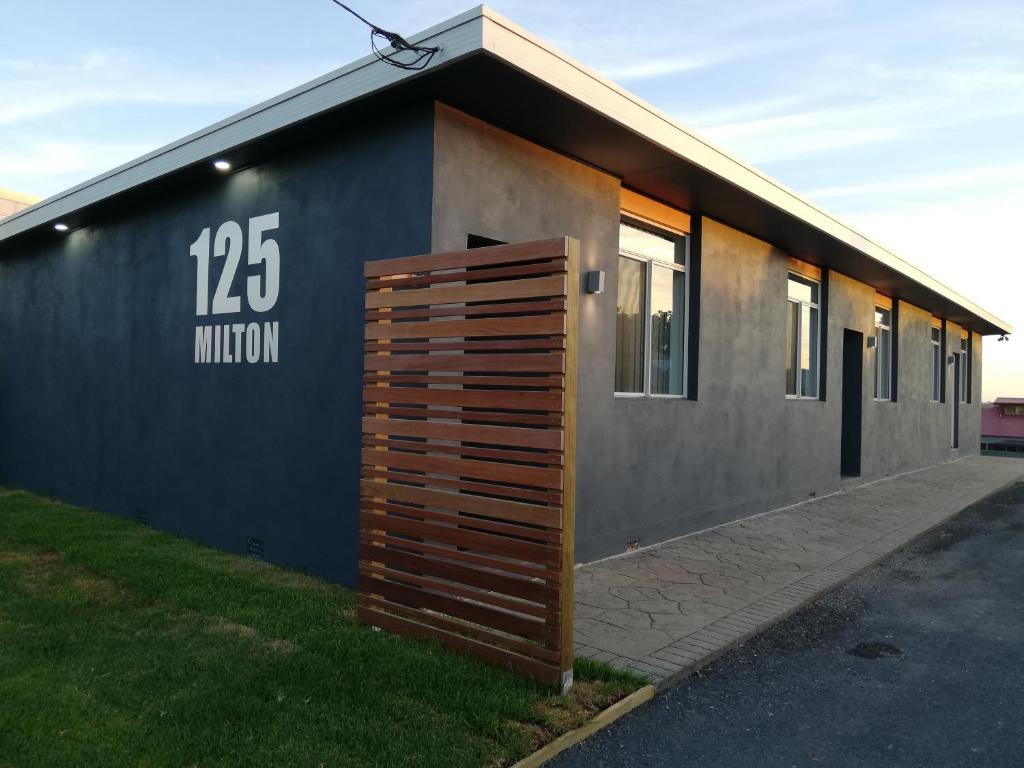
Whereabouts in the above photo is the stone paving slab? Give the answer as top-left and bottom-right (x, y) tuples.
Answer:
(574, 456), (1024, 690)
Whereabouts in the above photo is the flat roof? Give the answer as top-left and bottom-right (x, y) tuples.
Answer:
(0, 6), (1010, 335)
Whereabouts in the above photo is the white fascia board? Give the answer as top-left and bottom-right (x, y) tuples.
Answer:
(478, 7), (1011, 335)
(0, 6), (489, 244)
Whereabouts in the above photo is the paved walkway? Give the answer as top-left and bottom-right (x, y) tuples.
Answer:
(574, 456), (1024, 689)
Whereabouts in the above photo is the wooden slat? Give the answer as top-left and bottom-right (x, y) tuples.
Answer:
(360, 530), (558, 582)
(366, 259), (566, 291)
(361, 386), (563, 413)
(362, 499), (561, 544)
(360, 595), (559, 663)
(365, 298), (567, 322)
(364, 338), (565, 353)
(358, 574), (547, 642)
(364, 237), (568, 277)
(359, 543), (556, 604)
(365, 313), (565, 341)
(360, 479), (559, 528)
(358, 606), (561, 685)
(364, 352), (564, 373)
(366, 274), (567, 309)
(362, 447), (562, 490)
(361, 417), (563, 450)
(358, 561), (557, 622)
(364, 405), (563, 427)
(362, 436), (563, 467)
(363, 469), (562, 506)
(361, 562), (554, 621)
(363, 373), (565, 388)
(358, 237), (576, 690)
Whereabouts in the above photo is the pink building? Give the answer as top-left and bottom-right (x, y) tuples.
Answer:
(981, 398), (1024, 456)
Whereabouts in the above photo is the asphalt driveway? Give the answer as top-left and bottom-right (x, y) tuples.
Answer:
(555, 478), (1024, 768)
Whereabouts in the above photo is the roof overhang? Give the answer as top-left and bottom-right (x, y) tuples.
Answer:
(0, 6), (1010, 335)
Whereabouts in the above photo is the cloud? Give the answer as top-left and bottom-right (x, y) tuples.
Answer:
(599, 37), (799, 82)
(808, 162), (1024, 200)
(693, 103), (905, 163)
(504, 0), (829, 82)
(0, 47), (337, 196)
(0, 138), (157, 198)
(0, 48), (334, 126)
(601, 55), (720, 81)
(680, 55), (1024, 164)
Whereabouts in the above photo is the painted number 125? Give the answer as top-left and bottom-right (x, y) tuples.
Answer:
(190, 212), (280, 316)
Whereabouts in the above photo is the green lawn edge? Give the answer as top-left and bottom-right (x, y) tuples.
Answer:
(0, 488), (642, 768)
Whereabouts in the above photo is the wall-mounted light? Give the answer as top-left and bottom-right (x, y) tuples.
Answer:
(585, 270), (605, 294)
(998, 334), (1009, 342)
(866, 336), (876, 349)
(213, 159), (232, 172)
(53, 223), (69, 232)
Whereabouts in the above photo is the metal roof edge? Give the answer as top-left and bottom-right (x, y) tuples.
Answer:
(477, 6), (1011, 335)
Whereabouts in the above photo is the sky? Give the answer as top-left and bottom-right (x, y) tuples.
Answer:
(2, 0), (1021, 399)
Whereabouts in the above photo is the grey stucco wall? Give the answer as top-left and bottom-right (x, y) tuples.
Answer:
(5, 97), (978, 583)
(0, 105), (435, 585)
(431, 104), (620, 253)
(431, 104), (986, 565)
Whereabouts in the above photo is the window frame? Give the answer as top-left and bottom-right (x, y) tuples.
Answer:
(614, 217), (690, 400)
(873, 305), (893, 402)
(785, 271), (821, 400)
(959, 335), (968, 404)
(929, 325), (942, 403)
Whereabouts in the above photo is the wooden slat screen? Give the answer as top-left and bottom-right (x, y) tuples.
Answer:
(358, 237), (579, 690)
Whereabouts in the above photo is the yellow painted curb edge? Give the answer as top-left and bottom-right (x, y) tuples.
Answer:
(511, 684), (657, 768)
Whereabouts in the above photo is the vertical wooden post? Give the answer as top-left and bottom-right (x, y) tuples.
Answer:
(559, 236), (579, 692)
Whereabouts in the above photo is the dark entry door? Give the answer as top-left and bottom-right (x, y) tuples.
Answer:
(952, 354), (961, 448)
(841, 329), (863, 477)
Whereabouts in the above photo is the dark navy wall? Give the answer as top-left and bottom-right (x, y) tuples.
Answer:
(0, 103), (435, 585)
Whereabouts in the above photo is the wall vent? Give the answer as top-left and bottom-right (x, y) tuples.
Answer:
(626, 539), (640, 552)
(135, 508), (150, 526)
(246, 537), (265, 560)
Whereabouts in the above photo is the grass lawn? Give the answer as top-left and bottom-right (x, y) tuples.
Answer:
(0, 489), (641, 768)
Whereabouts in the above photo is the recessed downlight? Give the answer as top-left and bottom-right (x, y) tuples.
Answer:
(54, 223), (69, 232)
(213, 159), (232, 172)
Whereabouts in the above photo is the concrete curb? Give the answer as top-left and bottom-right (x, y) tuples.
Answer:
(510, 684), (656, 768)
(643, 474), (1024, 692)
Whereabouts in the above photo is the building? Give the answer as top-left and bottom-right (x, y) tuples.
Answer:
(982, 398), (1024, 456)
(0, 188), (39, 219)
(0, 7), (1011, 586)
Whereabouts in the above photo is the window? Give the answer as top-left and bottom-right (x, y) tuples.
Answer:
(873, 306), (892, 401)
(930, 326), (941, 402)
(1006, 404), (1024, 416)
(615, 221), (688, 397)
(959, 335), (968, 404)
(786, 274), (820, 398)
